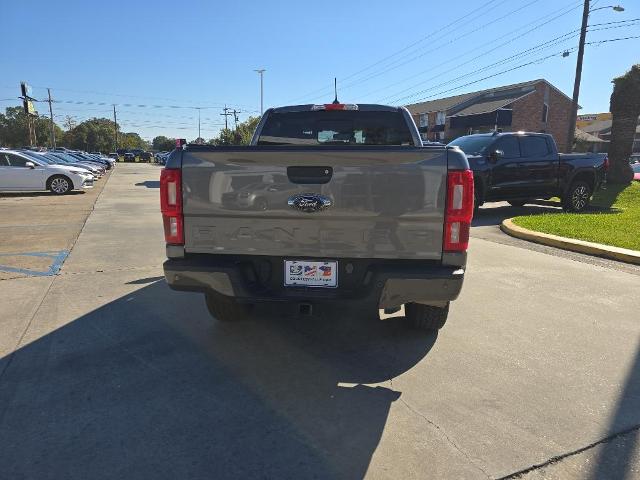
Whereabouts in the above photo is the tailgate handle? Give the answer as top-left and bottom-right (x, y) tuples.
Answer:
(287, 166), (333, 184)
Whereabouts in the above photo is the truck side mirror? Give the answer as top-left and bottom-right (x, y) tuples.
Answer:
(488, 149), (504, 163)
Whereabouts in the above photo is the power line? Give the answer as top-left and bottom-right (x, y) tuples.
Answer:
(292, 0), (552, 103)
(27, 84), (257, 110)
(379, 21), (638, 105)
(329, 0), (548, 97)
(395, 35), (640, 105)
(286, 0), (511, 102)
(364, 1), (585, 103)
(384, 28), (593, 105)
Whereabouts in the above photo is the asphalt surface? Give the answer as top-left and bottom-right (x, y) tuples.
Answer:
(0, 164), (638, 480)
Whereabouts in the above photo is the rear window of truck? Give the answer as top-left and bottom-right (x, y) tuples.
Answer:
(257, 110), (414, 146)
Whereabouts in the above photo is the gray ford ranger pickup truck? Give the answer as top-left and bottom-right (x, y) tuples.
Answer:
(161, 103), (474, 331)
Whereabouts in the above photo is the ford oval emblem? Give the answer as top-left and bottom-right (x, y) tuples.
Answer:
(287, 193), (332, 213)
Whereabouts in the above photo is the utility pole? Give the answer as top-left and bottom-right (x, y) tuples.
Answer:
(232, 109), (241, 144)
(566, 0), (590, 153)
(254, 69), (266, 115)
(221, 105), (232, 131)
(565, 2), (624, 153)
(232, 109), (239, 131)
(113, 105), (118, 152)
(196, 107), (201, 142)
(47, 88), (56, 148)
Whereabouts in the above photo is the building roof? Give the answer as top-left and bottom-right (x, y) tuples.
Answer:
(581, 119), (612, 135)
(448, 93), (530, 117)
(575, 128), (608, 143)
(405, 91), (479, 116)
(405, 79), (573, 116)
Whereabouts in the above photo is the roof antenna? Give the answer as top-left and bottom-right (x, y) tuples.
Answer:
(332, 77), (339, 104)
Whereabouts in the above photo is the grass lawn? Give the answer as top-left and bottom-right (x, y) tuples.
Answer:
(511, 182), (640, 251)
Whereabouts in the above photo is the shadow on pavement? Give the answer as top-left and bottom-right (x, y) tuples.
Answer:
(135, 180), (160, 188)
(0, 191), (85, 198)
(0, 280), (436, 480)
(471, 202), (561, 227)
(591, 342), (640, 480)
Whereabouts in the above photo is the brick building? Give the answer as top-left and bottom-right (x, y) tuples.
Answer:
(405, 79), (573, 152)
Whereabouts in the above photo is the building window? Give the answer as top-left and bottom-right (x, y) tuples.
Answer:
(436, 111), (446, 125)
(542, 103), (549, 123)
(419, 113), (429, 128)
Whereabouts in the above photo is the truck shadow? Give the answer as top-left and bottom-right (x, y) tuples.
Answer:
(0, 280), (436, 480)
(134, 180), (160, 188)
(471, 202), (561, 227)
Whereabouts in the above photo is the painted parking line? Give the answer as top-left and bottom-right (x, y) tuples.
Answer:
(0, 250), (69, 277)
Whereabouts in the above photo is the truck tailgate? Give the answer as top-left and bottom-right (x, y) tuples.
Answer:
(181, 146), (447, 260)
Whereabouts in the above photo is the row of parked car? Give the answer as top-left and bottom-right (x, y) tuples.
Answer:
(0, 147), (116, 194)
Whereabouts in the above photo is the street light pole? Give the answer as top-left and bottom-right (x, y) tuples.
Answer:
(566, 2), (624, 153)
(254, 69), (266, 115)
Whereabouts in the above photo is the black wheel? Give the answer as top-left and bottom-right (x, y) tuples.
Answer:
(254, 198), (268, 211)
(562, 180), (591, 212)
(405, 302), (449, 331)
(48, 175), (72, 194)
(204, 292), (253, 322)
(508, 200), (527, 207)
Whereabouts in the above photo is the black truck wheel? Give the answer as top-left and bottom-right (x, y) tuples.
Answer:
(204, 292), (253, 322)
(405, 302), (449, 331)
(562, 180), (592, 212)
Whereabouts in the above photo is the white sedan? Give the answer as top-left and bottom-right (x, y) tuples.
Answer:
(0, 150), (94, 194)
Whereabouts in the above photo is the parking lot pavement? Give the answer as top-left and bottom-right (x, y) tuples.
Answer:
(0, 170), (111, 280)
(0, 163), (639, 479)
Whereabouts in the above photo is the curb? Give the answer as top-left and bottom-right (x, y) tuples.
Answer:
(500, 218), (640, 266)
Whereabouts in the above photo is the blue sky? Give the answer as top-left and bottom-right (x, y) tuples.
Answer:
(1, 0), (638, 142)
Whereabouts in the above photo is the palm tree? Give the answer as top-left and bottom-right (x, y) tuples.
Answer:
(608, 64), (640, 184)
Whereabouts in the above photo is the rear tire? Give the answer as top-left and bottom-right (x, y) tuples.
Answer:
(405, 302), (449, 331)
(562, 180), (592, 212)
(204, 292), (253, 322)
(508, 200), (527, 207)
(48, 175), (72, 194)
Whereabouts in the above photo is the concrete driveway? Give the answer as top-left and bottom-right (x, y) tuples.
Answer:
(0, 164), (638, 479)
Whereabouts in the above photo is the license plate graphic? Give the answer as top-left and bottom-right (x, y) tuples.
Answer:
(284, 260), (338, 288)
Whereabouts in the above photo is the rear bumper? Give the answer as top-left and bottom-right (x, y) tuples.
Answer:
(163, 254), (464, 308)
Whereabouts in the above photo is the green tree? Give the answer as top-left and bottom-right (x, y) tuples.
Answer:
(62, 118), (118, 153)
(0, 106), (63, 148)
(119, 132), (149, 151)
(152, 135), (176, 151)
(208, 116), (260, 146)
(608, 64), (640, 184)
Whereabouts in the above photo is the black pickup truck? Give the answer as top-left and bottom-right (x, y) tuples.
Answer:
(449, 132), (608, 212)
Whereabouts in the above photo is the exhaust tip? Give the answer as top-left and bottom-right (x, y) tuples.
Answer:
(299, 303), (313, 316)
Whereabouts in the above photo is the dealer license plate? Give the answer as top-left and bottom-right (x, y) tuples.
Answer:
(284, 260), (338, 288)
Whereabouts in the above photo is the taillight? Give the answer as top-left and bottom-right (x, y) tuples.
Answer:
(160, 168), (184, 244)
(444, 170), (474, 252)
(311, 103), (359, 111)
